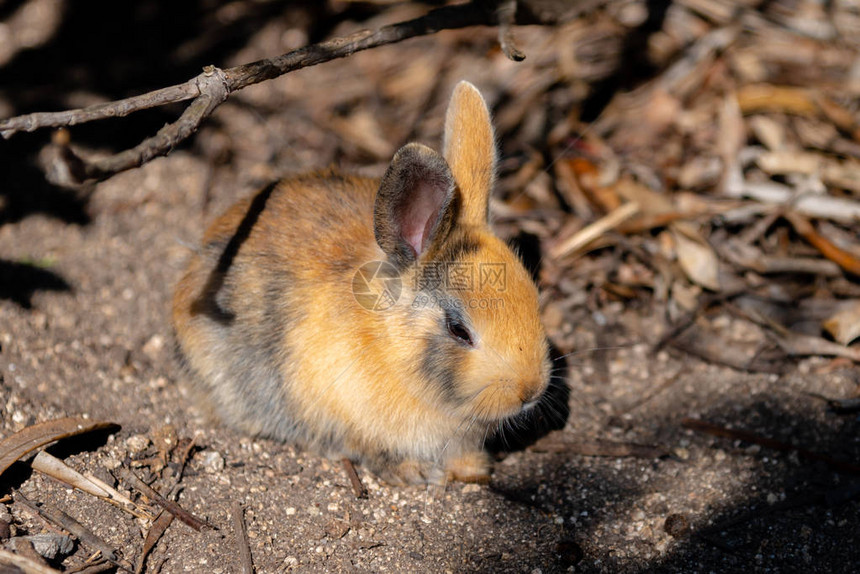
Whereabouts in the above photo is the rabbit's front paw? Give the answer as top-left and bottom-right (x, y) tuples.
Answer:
(379, 459), (446, 486)
(445, 451), (491, 483)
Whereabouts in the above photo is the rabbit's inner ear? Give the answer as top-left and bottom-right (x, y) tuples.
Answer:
(400, 180), (449, 255)
(374, 143), (456, 269)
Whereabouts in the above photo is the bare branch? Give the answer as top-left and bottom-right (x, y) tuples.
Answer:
(497, 0), (527, 61)
(45, 67), (228, 187)
(0, 81), (201, 138)
(223, 1), (491, 92)
(0, 0), (579, 187)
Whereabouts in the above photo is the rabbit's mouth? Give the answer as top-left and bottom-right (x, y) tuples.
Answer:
(521, 397), (541, 411)
(469, 387), (543, 422)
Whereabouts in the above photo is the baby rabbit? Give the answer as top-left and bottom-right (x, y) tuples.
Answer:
(172, 81), (550, 485)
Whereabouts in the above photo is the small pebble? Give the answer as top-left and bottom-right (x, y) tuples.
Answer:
(325, 519), (350, 540)
(126, 434), (150, 455)
(7, 533), (75, 560)
(664, 513), (690, 538)
(142, 334), (165, 358)
(199, 450), (225, 473)
(0, 513), (11, 540)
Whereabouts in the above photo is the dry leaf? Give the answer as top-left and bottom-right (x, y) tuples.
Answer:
(30, 451), (149, 520)
(614, 177), (673, 214)
(775, 332), (860, 362)
(329, 109), (394, 160)
(0, 417), (119, 477)
(823, 301), (860, 346)
(671, 226), (721, 290)
(748, 115), (787, 151)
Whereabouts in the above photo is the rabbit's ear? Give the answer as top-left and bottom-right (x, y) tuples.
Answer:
(374, 143), (457, 269)
(443, 81), (496, 226)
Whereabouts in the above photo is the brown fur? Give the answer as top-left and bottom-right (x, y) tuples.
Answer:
(172, 82), (550, 484)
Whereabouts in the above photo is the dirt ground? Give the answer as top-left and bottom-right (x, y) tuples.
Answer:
(2, 2), (860, 573)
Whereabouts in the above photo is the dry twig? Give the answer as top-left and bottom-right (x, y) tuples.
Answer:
(0, 0), (572, 187)
(232, 502), (254, 574)
(496, 0), (526, 61)
(14, 492), (134, 572)
(784, 212), (860, 276)
(0, 548), (61, 574)
(527, 434), (670, 458)
(134, 437), (198, 574)
(550, 201), (640, 259)
(341, 458), (368, 499)
(136, 511), (173, 574)
(114, 467), (213, 532)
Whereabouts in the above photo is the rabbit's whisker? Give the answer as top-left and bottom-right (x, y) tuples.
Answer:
(553, 345), (634, 362)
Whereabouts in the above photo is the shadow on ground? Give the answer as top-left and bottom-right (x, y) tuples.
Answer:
(477, 382), (860, 573)
(0, 258), (71, 307)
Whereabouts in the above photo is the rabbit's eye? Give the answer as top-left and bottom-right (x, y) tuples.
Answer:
(446, 317), (474, 346)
